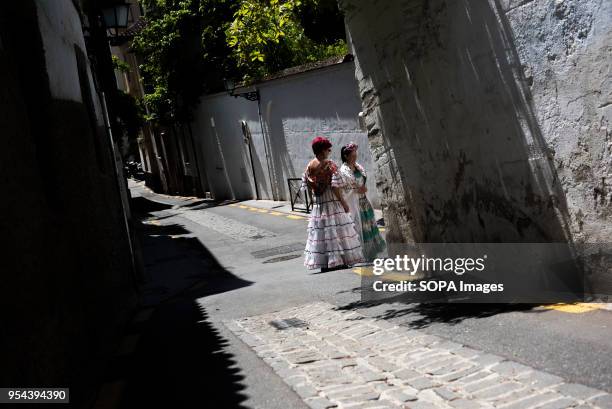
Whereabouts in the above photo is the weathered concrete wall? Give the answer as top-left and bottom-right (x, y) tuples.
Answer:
(191, 92), (263, 200)
(341, 0), (611, 244)
(258, 62), (377, 205)
(190, 62), (381, 206)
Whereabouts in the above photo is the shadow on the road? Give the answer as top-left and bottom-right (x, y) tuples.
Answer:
(179, 199), (209, 208)
(111, 300), (249, 409)
(310, 265), (350, 275)
(96, 195), (253, 409)
(335, 300), (544, 329)
(335, 286), (362, 294)
(183, 199), (239, 211)
(140, 221), (190, 236)
(131, 188), (239, 213)
(130, 196), (173, 214)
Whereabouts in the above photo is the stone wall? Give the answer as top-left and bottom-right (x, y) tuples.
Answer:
(341, 0), (611, 245)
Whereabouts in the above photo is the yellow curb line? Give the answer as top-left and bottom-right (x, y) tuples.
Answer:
(542, 303), (608, 313)
(231, 203), (310, 219)
(352, 267), (421, 282)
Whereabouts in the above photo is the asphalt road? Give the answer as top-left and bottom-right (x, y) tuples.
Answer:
(125, 182), (612, 408)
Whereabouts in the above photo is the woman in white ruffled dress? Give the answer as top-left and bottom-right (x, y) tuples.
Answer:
(339, 142), (386, 262)
(303, 136), (365, 271)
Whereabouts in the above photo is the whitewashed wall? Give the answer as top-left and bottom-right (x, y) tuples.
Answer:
(36, 0), (85, 102)
(190, 61), (380, 207)
(191, 92), (262, 200)
(36, 0), (104, 128)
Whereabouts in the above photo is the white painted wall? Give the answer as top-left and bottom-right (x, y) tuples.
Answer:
(191, 93), (262, 200)
(36, 0), (85, 103)
(36, 0), (104, 126)
(190, 62), (380, 207)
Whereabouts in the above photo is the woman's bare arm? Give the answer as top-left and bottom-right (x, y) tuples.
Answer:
(305, 163), (317, 190)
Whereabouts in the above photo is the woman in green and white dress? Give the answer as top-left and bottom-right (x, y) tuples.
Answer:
(339, 143), (386, 262)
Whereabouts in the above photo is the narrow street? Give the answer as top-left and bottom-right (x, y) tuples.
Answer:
(4, 2), (611, 408)
(95, 181), (612, 409)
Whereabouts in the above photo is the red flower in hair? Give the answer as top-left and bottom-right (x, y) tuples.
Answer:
(311, 136), (332, 155)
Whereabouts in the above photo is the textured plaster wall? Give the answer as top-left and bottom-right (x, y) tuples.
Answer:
(503, 0), (612, 244)
(341, 0), (611, 244)
(190, 62), (381, 207)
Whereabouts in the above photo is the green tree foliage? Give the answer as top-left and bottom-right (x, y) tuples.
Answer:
(133, 0), (238, 123)
(133, 0), (347, 123)
(114, 90), (145, 140)
(110, 56), (145, 144)
(112, 55), (131, 73)
(297, 0), (346, 45)
(226, 0), (347, 81)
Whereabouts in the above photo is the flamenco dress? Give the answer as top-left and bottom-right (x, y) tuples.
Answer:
(303, 161), (365, 269)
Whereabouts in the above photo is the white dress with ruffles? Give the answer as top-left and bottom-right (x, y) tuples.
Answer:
(303, 162), (365, 270)
(338, 163), (386, 261)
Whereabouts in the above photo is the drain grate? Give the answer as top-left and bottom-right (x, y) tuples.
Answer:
(262, 254), (302, 263)
(251, 243), (304, 259)
(269, 318), (308, 330)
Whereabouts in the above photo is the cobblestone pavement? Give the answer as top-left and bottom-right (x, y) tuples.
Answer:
(225, 302), (612, 409)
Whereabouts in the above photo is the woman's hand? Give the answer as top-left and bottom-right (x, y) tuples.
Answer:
(306, 176), (316, 189)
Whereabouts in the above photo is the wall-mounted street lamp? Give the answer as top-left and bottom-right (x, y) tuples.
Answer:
(102, 2), (131, 37)
(223, 78), (259, 101)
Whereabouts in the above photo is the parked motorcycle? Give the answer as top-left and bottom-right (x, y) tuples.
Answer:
(124, 160), (144, 180)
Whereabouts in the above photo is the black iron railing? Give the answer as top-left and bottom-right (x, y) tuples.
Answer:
(287, 178), (312, 213)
